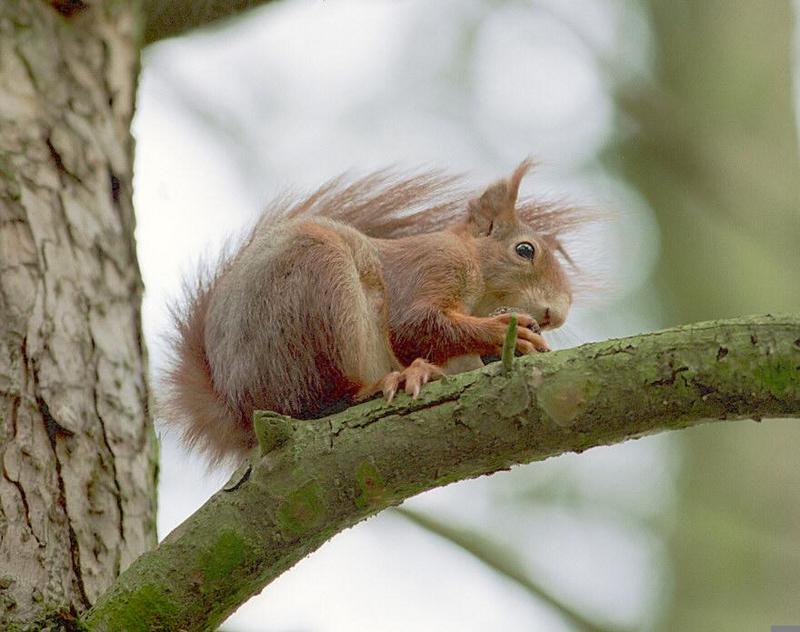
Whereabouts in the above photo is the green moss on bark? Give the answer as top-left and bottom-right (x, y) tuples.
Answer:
(354, 461), (387, 509)
(201, 530), (248, 587)
(94, 584), (177, 632)
(276, 480), (327, 536)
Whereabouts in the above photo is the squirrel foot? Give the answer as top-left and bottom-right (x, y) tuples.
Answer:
(381, 358), (443, 402)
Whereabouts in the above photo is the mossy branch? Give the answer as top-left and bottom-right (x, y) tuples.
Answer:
(84, 315), (799, 631)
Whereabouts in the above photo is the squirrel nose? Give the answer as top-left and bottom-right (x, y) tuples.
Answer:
(539, 308), (551, 328)
(540, 305), (567, 330)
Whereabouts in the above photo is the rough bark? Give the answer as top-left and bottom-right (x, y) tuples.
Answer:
(0, 2), (157, 627)
(85, 315), (800, 632)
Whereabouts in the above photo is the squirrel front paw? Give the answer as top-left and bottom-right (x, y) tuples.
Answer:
(487, 312), (549, 355)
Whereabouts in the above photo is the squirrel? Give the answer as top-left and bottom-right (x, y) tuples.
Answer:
(160, 160), (582, 465)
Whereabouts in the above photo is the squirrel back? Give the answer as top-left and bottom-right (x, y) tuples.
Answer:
(160, 162), (590, 465)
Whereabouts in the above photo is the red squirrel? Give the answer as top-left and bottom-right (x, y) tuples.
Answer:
(161, 160), (581, 464)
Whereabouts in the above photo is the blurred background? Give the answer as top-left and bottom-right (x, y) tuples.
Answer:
(134, 0), (800, 630)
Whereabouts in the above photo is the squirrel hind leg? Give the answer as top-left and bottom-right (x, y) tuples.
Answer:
(334, 228), (447, 404)
(332, 226), (400, 391)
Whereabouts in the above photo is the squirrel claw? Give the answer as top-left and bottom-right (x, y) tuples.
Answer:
(380, 358), (442, 403)
(381, 372), (402, 402)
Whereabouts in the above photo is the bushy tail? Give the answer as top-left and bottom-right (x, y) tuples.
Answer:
(158, 271), (254, 466)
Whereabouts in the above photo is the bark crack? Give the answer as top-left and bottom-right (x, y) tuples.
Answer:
(34, 381), (89, 609)
(1, 396), (42, 546)
(14, 43), (41, 93)
(649, 365), (689, 387)
(330, 391), (464, 439)
(89, 333), (125, 577)
(45, 136), (83, 185)
(100, 41), (115, 111)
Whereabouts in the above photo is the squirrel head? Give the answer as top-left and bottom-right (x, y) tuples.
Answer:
(464, 160), (572, 330)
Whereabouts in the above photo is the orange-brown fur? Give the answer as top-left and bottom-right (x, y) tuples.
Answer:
(160, 160), (587, 465)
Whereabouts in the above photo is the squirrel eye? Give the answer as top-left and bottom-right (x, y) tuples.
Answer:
(515, 241), (535, 261)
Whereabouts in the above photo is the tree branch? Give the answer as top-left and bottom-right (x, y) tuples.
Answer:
(142, 0), (276, 45)
(84, 315), (800, 631)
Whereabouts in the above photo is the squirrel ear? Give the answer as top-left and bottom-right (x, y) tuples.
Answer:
(466, 159), (533, 236)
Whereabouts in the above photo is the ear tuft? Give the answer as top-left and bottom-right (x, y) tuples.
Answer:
(508, 157), (535, 203)
(466, 158), (534, 236)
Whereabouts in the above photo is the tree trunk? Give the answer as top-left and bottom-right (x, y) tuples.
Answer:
(0, 2), (156, 627)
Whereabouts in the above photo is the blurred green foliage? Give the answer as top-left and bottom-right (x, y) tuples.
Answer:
(608, 1), (800, 629)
